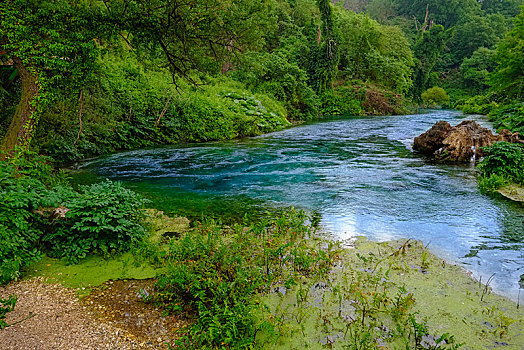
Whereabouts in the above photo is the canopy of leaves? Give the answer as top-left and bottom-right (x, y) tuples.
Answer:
(113, 0), (273, 82)
(460, 47), (497, 93)
(489, 4), (524, 100)
(410, 25), (446, 100)
(481, 0), (523, 17)
(479, 142), (524, 185)
(0, 0), (108, 96)
(392, 0), (481, 28)
(445, 13), (507, 67)
(334, 7), (414, 93)
(421, 86), (449, 105)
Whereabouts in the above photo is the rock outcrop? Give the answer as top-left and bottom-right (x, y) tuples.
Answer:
(413, 120), (521, 162)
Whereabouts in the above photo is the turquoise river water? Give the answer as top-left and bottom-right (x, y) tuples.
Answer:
(70, 110), (524, 302)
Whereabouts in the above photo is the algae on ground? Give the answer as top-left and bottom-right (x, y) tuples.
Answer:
(22, 253), (160, 295)
(260, 237), (524, 350)
(22, 209), (190, 295)
(498, 183), (524, 202)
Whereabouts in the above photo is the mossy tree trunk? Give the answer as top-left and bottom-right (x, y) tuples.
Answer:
(1, 57), (39, 158)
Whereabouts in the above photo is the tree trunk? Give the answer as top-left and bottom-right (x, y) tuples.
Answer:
(1, 57), (40, 158)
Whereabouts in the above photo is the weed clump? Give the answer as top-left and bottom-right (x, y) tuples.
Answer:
(146, 208), (339, 348)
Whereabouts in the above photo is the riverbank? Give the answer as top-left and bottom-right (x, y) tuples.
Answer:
(498, 183), (524, 202)
(1, 210), (522, 349)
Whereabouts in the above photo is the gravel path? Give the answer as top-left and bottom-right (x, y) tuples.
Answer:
(0, 278), (176, 350)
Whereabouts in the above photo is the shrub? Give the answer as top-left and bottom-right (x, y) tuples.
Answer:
(1, 155), (150, 282)
(231, 51), (320, 120)
(46, 180), (148, 264)
(173, 93), (238, 142)
(488, 102), (524, 134)
(421, 87), (450, 106)
(362, 85), (407, 115)
(478, 142), (524, 186)
(154, 220), (267, 348)
(0, 161), (47, 284)
(478, 173), (507, 194)
(150, 208), (335, 349)
(459, 94), (498, 115)
(319, 86), (363, 116)
(171, 84), (289, 143)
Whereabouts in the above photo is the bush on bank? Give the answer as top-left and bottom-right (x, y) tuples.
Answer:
(0, 155), (148, 283)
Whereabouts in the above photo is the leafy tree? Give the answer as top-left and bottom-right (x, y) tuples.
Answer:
(228, 0), (322, 119)
(446, 13), (508, 67)
(232, 51), (319, 120)
(489, 4), (524, 100)
(393, 0), (481, 28)
(307, 0), (340, 93)
(460, 47), (497, 93)
(0, 0), (109, 156)
(481, 0), (522, 17)
(410, 25), (447, 101)
(0, 0), (274, 156)
(115, 0), (272, 79)
(421, 86), (449, 105)
(334, 8), (414, 93)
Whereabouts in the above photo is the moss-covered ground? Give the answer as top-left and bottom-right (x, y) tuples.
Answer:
(498, 183), (524, 202)
(262, 237), (524, 349)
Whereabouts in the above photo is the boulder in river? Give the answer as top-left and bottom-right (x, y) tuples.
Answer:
(413, 120), (522, 162)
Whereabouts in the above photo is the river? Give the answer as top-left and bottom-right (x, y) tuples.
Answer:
(70, 110), (524, 302)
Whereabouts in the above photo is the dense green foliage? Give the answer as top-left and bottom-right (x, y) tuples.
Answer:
(458, 5), (524, 144)
(488, 101), (524, 134)
(337, 0), (522, 119)
(30, 51), (288, 163)
(460, 48), (497, 94)
(148, 209), (325, 348)
(334, 8), (414, 93)
(481, 0), (523, 17)
(0, 0), (111, 153)
(421, 86), (449, 106)
(0, 157), (147, 282)
(1, 0), (425, 162)
(393, 0), (481, 28)
(478, 142), (524, 192)
(489, 4), (524, 100)
(445, 13), (507, 68)
(0, 159), (49, 283)
(410, 25), (447, 102)
(45, 180), (148, 264)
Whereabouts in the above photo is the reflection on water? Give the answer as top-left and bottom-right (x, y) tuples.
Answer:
(70, 110), (524, 302)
